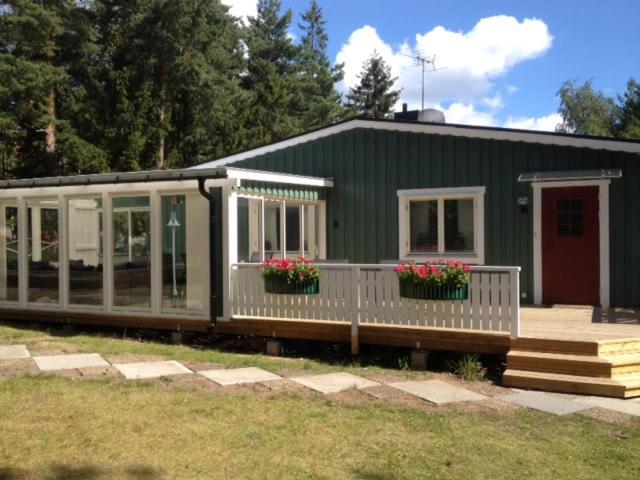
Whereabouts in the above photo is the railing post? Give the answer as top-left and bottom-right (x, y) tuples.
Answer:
(509, 268), (520, 339)
(351, 266), (360, 355)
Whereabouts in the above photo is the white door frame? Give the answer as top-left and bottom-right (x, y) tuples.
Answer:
(532, 179), (610, 308)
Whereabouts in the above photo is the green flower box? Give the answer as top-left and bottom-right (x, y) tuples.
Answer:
(264, 277), (319, 295)
(399, 280), (468, 301)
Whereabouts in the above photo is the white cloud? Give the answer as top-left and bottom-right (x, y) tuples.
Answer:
(335, 16), (554, 129)
(221, 0), (257, 22)
(503, 113), (562, 131)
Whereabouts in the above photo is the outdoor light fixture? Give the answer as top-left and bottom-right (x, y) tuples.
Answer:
(517, 197), (529, 214)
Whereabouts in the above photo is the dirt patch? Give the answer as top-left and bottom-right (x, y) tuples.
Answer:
(580, 407), (637, 427)
(0, 358), (39, 377)
(28, 341), (85, 356)
(46, 366), (120, 380)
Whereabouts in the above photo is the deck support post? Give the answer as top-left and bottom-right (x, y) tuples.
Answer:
(410, 350), (429, 370)
(266, 339), (283, 356)
(351, 266), (360, 355)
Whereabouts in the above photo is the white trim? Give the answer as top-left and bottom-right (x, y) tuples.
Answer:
(226, 167), (333, 187)
(193, 119), (640, 169)
(532, 179), (610, 308)
(397, 186), (485, 264)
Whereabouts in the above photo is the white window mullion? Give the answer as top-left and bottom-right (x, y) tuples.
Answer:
(260, 198), (265, 262)
(299, 204), (304, 258)
(59, 193), (68, 308)
(17, 197), (27, 307)
(280, 201), (286, 258)
(103, 193), (113, 312)
(150, 191), (161, 315)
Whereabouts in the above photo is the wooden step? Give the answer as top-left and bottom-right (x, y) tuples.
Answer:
(606, 353), (640, 377)
(598, 338), (640, 356)
(502, 369), (629, 398)
(507, 350), (612, 377)
(511, 337), (599, 356)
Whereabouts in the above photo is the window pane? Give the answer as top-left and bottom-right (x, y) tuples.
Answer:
(113, 197), (150, 309)
(68, 198), (103, 306)
(285, 205), (301, 256)
(27, 200), (59, 303)
(161, 194), (205, 312)
(444, 199), (474, 252)
(410, 200), (438, 252)
(303, 204), (318, 258)
(0, 203), (19, 302)
(237, 198), (262, 263)
(264, 202), (281, 258)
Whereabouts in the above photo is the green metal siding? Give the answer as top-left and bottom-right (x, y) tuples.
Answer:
(226, 128), (640, 308)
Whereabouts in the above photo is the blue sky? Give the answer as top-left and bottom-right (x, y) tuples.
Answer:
(223, 0), (639, 131)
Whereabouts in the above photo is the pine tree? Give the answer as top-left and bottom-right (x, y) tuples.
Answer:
(345, 51), (400, 119)
(614, 79), (640, 139)
(0, 0), (108, 178)
(243, 0), (300, 145)
(294, 0), (344, 130)
(93, 0), (250, 170)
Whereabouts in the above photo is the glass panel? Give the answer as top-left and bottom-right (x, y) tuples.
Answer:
(0, 203), (19, 302)
(285, 205), (301, 257)
(112, 196), (150, 309)
(303, 204), (318, 258)
(161, 194), (205, 312)
(557, 198), (583, 237)
(237, 197), (263, 263)
(264, 202), (281, 259)
(444, 199), (475, 252)
(68, 198), (103, 306)
(410, 200), (438, 253)
(27, 200), (59, 303)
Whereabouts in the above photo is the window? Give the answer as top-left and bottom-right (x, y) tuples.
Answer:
(557, 199), (583, 237)
(27, 199), (60, 304)
(68, 197), (103, 306)
(161, 193), (206, 313)
(236, 197), (323, 262)
(398, 187), (485, 263)
(0, 201), (19, 302)
(112, 196), (151, 309)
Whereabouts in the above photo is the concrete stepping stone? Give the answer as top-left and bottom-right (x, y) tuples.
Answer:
(291, 372), (379, 394)
(500, 391), (590, 415)
(199, 367), (281, 386)
(0, 345), (30, 360)
(389, 380), (487, 405)
(573, 396), (640, 417)
(33, 353), (109, 371)
(113, 360), (192, 380)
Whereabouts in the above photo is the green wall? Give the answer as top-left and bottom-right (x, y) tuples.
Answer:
(225, 128), (640, 308)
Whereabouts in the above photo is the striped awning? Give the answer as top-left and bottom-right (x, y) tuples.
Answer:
(235, 181), (323, 201)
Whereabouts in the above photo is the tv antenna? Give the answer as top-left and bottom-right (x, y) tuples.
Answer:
(400, 51), (446, 110)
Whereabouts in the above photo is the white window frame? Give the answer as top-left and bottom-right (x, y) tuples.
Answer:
(397, 186), (485, 264)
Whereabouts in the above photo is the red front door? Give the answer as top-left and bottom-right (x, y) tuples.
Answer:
(541, 186), (599, 305)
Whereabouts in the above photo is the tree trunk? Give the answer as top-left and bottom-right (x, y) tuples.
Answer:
(45, 89), (56, 155)
(157, 102), (165, 169)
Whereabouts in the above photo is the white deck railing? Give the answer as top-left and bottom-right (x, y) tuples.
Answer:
(230, 263), (521, 344)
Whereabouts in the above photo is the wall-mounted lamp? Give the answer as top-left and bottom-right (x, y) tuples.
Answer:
(517, 197), (529, 214)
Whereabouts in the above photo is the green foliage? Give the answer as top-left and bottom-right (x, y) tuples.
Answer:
(445, 353), (485, 381)
(261, 258), (319, 286)
(395, 261), (471, 288)
(345, 51), (401, 119)
(556, 78), (640, 139)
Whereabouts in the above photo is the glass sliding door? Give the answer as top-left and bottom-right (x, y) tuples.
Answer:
(264, 202), (282, 259)
(112, 197), (151, 309)
(27, 199), (60, 304)
(68, 197), (103, 306)
(237, 197), (262, 263)
(161, 193), (205, 313)
(303, 204), (318, 259)
(285, 205), (301, 258)
(0, 202), (19, 302)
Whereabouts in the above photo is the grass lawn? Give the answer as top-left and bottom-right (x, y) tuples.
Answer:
(1, 322), (639, 479)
